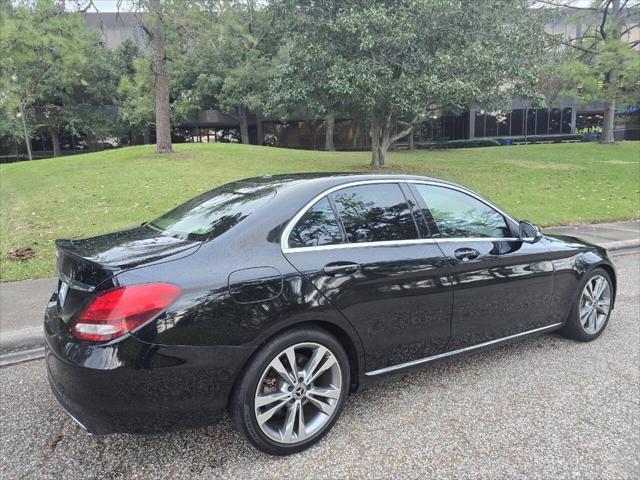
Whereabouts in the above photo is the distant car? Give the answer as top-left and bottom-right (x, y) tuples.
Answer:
(45, 173), (616, 455)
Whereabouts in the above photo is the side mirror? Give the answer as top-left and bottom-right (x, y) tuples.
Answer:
(518, 220), (543, 244)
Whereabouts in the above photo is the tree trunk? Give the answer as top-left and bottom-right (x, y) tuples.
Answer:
(256, 113), (264, 145)
(601, 99), (616, 144)
(370, 113), (415, 168)
(369, 114), (385, 168)
(50, 128), (60, 157)
(600, 0), (620, 145)
(352, 124), (360, 148)
(238, 108), (250, 144)
(19, 104), (32, 160)
(325, 112), (335, 151)
(149, 0), (172, 154)
(407, 128), (415, 150)
(143, 128), (151, 145)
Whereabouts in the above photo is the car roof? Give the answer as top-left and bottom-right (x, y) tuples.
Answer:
(236, 172), (461, 193)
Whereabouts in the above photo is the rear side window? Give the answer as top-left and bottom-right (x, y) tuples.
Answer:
(149, 182), (276, 240)
(331, 184), (418, 243)
(414, 184), (511, 238)
(288, 197), (344, 248)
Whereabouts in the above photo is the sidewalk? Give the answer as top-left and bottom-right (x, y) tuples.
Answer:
(1, 220), (638, 358)
(545, 220), (640, 252)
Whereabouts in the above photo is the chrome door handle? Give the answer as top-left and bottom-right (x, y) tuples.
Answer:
(323, 262), (361, 276)
(454, 247), (480, 261)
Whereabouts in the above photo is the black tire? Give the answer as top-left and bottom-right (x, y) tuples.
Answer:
(559, 267), (613, 342)
(229, 326), (350, 455)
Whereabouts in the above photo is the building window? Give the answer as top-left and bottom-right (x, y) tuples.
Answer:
(474, 111), (485, 138)
(511, 109), (524, 136)
(485, 112), (497, 137)
(536, 109), (549, 135)
(526, 109), (537, 135)
(549, 108), (562, 134)
(561, 108), (573, 134)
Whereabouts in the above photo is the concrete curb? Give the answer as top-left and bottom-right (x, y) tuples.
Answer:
(0, 326), (43, 352)
(600, 239), (640, 252)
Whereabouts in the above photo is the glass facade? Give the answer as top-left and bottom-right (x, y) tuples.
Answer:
(420, 112), (470, 141)
(510, 110), (524, 136)
(473, 108), (573, 138)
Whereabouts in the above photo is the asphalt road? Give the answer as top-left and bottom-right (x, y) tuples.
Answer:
(1, 253), (638, 480)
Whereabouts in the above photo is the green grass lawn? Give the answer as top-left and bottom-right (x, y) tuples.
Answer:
(1, 141), (638, 282)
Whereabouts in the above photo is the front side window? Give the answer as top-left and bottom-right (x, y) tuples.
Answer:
(331, 184), (418, 243)
(288, 197), (344, 248)
(415, 185), (511, 238)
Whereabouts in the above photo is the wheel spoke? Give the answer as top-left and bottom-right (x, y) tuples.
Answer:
(307, 395), (336, 416)
(302, 346), (327, 383)
(282, 401), (298, 442)
(307, 355), (337, 384)
(580, 306), (591, 326)
(596, 299), (610, 314)
(257, 398), (289, 426)
(593, 277), (605, 301)
(589, 309), (598, 332)
(584, 281), (595, 302)
(285, 346), (299, 382)
(307, 386), (341, 400)
(270, 356), (297, 386)
(297, 402), (306, 441)
(255, 391), (290, 408)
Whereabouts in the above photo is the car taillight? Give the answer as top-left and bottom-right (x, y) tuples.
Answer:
(70, 283), (180, 342)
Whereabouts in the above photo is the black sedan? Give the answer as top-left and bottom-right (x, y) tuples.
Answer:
(45, 173), (616, 455)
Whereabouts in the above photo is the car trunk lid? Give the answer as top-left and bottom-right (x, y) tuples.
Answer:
(54, 226), (201, 323)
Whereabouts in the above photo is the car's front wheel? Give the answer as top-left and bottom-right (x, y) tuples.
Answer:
(559, 267), (614, 342)
(230, 326), (350, 455)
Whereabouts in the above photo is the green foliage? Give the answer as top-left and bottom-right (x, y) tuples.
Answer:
(271, 0), (550, 165)
(0, 0), (129, 150)
(117, 57), (156, 135)
(552, 4), (640, 109)
(273, 1), (548, 115)
(168, 1), (276, 124)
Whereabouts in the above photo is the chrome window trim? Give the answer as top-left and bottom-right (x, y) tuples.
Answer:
(364, 322), (563, 376)
(280, 179), (519, 253)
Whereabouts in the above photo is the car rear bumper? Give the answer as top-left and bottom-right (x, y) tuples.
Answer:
(45, 325), (254, 435)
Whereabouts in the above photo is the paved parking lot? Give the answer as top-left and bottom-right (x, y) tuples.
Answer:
(1, 253), (638, 480)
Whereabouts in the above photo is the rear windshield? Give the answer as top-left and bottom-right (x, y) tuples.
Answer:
(148, 182), (276, 240)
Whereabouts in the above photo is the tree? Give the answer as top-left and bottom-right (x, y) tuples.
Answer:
(0, 0), (122, 157)
(168, 0), (276, 145)
(273, 0), (549, 167)
(538, 0), (640, 144)
(145, 0), (172, 153)
(117, 57), (156, 143)
(218, 1), (277, 145)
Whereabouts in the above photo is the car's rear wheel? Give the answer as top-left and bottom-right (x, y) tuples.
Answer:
(230, 327), (350, 455)
(559, 268), (613, 342)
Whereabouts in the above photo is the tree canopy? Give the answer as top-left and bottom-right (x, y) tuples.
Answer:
(0, 0), (131, 157)
(272, 0), (550, 167)
(538, 0), (640, 143)
(2, 0), (634, 162)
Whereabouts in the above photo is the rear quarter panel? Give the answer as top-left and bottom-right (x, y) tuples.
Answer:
(125, 234), (366, 374)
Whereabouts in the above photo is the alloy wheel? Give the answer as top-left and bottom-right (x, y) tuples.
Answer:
(579, 275), (611, 335)
(254, 342), (342, 444)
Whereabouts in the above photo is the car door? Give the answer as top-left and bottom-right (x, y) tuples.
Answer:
(282, 182), (452, 372)
(409, 182), (555, 350)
